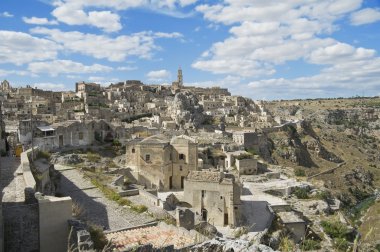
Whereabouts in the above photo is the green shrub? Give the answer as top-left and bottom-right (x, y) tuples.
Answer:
(86, 152), (101, 162)
(235, 153), (253, 160)
(130, 204), (147, 213)
(315, 191), (331, 201)
(294, 168), (306, 177)
(321, 220), (348, 239)
(293, 187), (309, 199)
(112, 139), (121, 146)
(301, 239), (321, 251)
(333, 238), (350, 251)
(279, 236), (296, 252)
(88, 224), (108, 249)
(37, 150), (51, 159)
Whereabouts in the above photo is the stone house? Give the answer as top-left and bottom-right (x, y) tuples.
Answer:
(32, 120), (114, 151)
(183, 170), (241, 227)
(75, 82), (101, 98)
(125, 134), (198, 191)
(232, 131), (259, 149)
(235, 157), (258, 175)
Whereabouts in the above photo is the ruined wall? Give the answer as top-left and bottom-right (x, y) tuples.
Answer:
(183, 179), (239, 227)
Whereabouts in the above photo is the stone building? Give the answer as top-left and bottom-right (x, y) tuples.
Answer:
(24, 120), (114, 151)
(125, 134), (198, 191)
(183, 170), (241, 227)
(75, 82), (101, 98)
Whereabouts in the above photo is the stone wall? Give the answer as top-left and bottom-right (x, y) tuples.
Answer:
(3, 203), (39, 252)
(236, 158), (257, 175)
(37, 193), (72, 252)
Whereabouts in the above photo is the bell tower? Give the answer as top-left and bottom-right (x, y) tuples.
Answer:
(177, 66), (183, 87)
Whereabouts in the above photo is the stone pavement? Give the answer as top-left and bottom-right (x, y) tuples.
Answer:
(0, 156), (39, 252)
(0, 157), (24, 203)
(55, 164), (155, 231)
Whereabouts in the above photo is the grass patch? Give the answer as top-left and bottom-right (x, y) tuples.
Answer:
(320, 220), (349, 239)
(293, 187), (309, 199)
(333, 237), (350, 252)
(89, 176), (148, 214)
(294, 168), (306, 177)
(301, 239), (321, 251)
(130, 204), (148, 213)
(86, 152), (101, 162)
(37, 150), (51, 159)
(88, 224), (108, 249)
(279, 235), (296, 252)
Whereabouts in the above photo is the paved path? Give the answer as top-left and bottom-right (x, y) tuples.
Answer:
(56, 164), (155, 231)
(0, 157), (24, 203)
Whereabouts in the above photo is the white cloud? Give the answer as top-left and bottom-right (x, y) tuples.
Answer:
(31, 27), (182, 61)
(248, 57), (380, 99)
(32, 82), (67, 91)
(193, 0), (368, 77)
(350, 8), (380, 25)
(50, 0), (197, 32)
(27, 60), (113, 76)
(146, 69), (171, 81)
(22, 17), (58, 25)
(117, 66), (137, 71)
(0, 12), (13, 18)
(52, 2), (122, 32)
(307, 42), (375, 64)
(0, 30), (59, 65)
(88, 76), (105, 82)
(0, 69), (37, 77)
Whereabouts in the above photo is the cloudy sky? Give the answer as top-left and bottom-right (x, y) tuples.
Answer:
(1, 0), (380, 99)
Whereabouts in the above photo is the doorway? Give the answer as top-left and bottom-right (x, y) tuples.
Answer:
(224, 213), (228, 225)
(201, 208), (207, 222)
(181, 176), (185, 189)
(59, 135), (63, 147)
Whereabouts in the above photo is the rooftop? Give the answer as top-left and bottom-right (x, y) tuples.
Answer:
(105, 224), (198, 250)
(277, 211), (305, 224)
(187, 170), (223, 183)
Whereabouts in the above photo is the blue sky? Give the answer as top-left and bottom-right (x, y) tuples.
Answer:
(1, 0), (380, 100)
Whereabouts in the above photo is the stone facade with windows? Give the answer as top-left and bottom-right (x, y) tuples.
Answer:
(125, 134), (198, 191)
(183, 170), (241, 227)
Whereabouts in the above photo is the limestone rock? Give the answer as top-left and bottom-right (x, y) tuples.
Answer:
(190, 237), (277, 252)
(168, 91), (205, 129)
(293, 200), (332, 216)
(50, 153), (83, 165)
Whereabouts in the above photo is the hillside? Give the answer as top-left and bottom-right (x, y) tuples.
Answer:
(265, 97), (380, 249)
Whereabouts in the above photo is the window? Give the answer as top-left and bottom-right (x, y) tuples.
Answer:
(145, 154), (150, 162)
(79, 132), (83, 140)
(201, 190), (206, 198)
(132, 148), (135, 153)
(179, 165), (182, 171)
(179, 153), (185, 160)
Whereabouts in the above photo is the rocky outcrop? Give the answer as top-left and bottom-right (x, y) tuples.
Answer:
(274, 125), (316, 167)
(168, 91), (205, 129)
(344, 167), (374, 186)
(50, 153), (83, 165)
(190, 237), (277, 252)
(292, 200), (332, 216)
(305, 138), (343, 163)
